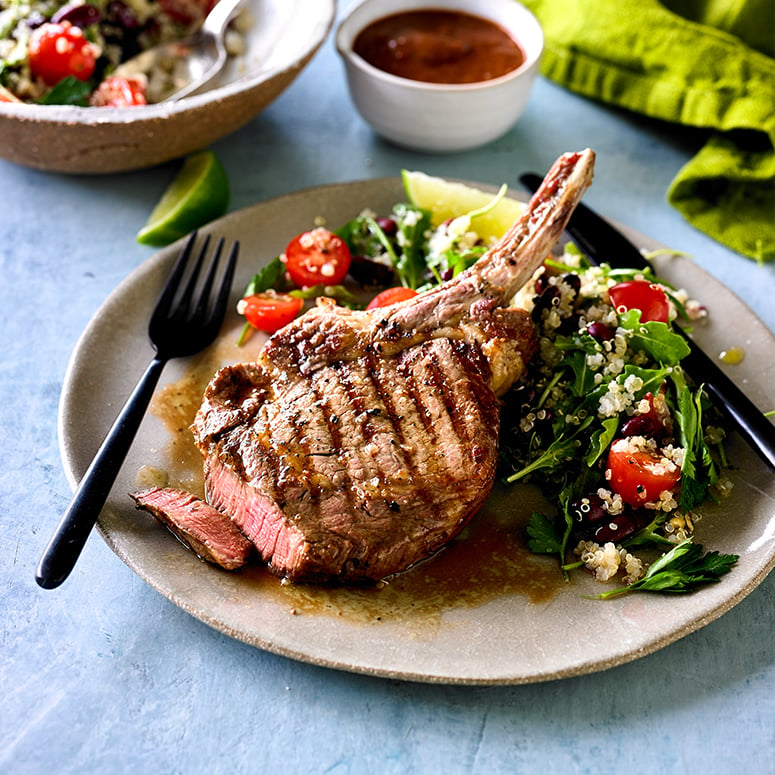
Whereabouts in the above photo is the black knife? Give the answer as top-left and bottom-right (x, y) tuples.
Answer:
(520, 172), (775, 471)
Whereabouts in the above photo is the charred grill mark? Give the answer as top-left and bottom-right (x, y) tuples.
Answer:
(319, 362), (382, 503)
(369, 352), (441, 523)
(399, 349), (442, 442)
(303, 369), (357, 512)
(365, 350), (446, 518)
(421, 345), (475, 450)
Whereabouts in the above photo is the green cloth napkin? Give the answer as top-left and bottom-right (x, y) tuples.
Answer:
(520, 0), (775, 263)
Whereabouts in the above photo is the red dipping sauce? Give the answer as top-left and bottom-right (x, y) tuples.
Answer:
(353, 9), (526, 85)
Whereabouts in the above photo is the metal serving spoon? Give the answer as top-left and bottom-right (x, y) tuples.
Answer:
(115, 0), (243, 103)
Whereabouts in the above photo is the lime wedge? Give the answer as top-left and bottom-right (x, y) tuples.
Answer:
(402, 169), (524, 242)
(137, 150), (230, 246)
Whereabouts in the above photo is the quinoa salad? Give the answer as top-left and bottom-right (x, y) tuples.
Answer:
(503, 246), (737, 595)
(0, 0), (247, 105)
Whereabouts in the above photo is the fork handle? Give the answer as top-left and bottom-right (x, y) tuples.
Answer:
(36, 355), (168, 589)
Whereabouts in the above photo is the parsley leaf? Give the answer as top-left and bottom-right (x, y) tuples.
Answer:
(526, 512), (563, 554)
(593, 540), (738, 599)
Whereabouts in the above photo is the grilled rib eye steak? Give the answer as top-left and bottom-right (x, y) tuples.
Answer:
(192, 149), (596, 583)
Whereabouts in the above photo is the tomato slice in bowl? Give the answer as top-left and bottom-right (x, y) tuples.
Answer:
(284, 228), (351, 288)
(28, 21), (98, 86)
(237, 292), (304, 334)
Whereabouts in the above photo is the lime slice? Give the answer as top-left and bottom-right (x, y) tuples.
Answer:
(402, 169), (524, 242)
(137, 150), (230, 246)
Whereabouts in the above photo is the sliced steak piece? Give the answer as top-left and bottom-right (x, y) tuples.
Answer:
(193, 149), (596, 583)
(130, 487), (252, 570)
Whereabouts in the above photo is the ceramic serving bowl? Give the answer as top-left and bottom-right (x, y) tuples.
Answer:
(335, 0), (543, 153)
(0, 0), (335, 174)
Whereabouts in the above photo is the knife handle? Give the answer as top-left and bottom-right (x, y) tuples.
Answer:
(681, 338), (775, 470)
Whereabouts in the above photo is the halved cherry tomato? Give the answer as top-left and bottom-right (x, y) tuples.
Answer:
(284, 228), (351, 288)
(28, 22), (98, 86)
(607, 438), (681, 506)
(237, 292), (303, 333)
(608, 280), (670, 323)
(89, 75), (147, 107)
(366, 286), (419, 309)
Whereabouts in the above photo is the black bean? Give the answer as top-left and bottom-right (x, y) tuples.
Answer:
(557, 313), (580, 336)
(586, 321), (615, 341)
(570, 494), (608, 527)
(347, 255), (395, 288)
(562, 272), (581, 297)
(376, 217), (397, 237)
(592, 511), (649, 544)
(620, 413), (664, 439)
(107, 0), (141, 30)
(531, 285), (561, 322)
(534, 269), (549, 294)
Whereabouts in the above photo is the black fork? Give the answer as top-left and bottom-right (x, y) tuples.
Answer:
(36, 231), (239, 589)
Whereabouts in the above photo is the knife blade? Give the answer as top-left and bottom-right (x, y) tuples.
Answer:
(520, 172), (775, 471)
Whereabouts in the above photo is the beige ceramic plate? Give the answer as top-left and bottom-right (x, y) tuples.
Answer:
(0, 0), (335, 173)
(58, 178), (775, 684)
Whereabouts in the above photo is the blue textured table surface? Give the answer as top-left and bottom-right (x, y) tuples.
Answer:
(2, 6), (774, 774)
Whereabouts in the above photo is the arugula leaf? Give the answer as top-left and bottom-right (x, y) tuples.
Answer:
(553, 340), (599, 396)
(621, 363), (670, 400)
(593, 540), (738, 598)
(242, 256), (286, 296)
(504, 432), (579, 484)
(668, 368), (719, 509)
(336, 215), (393, 264)
(526, 512), (563, 554)
(586, 417), (618, 466)
(504, 416), (594, 484)
(624, 512), (675, 548)
(618, 310), (690, 364)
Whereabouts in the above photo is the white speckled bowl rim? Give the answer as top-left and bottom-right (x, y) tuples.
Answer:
(58, 178), (775, 685)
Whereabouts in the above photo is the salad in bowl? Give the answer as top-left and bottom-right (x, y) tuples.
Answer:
(0, 0), (244, 105)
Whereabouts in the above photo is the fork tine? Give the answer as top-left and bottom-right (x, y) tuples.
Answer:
(174, 233), (212, 321)
(206, 240), (239, 327)
(152, 231), (198, 320)
(191, 237), (225, 320)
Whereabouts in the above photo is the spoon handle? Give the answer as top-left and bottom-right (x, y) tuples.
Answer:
(202, 0), (243, 36)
